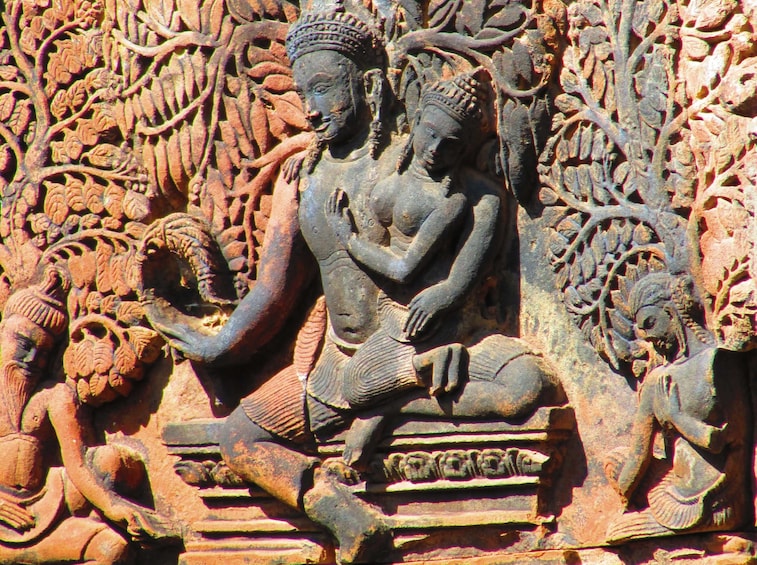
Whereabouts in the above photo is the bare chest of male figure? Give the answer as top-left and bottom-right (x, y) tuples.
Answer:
(299, 153), (387, 345)
(0, 390), (50, 493)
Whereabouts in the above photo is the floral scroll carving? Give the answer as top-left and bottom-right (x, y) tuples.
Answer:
(684, 0), (757, 350)
(538, 0), (690, 376)
(367, 447), (549, 484)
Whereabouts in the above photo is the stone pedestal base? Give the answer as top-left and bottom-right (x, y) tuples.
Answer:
(163, 407), (575, 564)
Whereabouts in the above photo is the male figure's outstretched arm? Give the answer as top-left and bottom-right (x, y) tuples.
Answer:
(148, 173), (317, 366)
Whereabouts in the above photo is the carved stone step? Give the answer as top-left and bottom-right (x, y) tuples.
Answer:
(163, 406), (574, 562)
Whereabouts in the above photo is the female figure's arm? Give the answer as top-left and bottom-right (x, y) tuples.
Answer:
(405, 187), (501, 338)
(655, 374), (728, 453)
(615, 379), (658, 502)
(327, 187), (466, 284)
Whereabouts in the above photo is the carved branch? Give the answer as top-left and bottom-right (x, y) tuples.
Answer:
(135, 80), (213, 136)
(0, 122), (24, 174)
(47, 89), (107, 140)
(2, 3), (49, 134)
(0, 81), (32, 96)
(34, 20), (85, 80)
(38, 164), (140, 183)
(112, 29), (219, 59)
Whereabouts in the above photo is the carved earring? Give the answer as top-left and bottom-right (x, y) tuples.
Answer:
(304, 136), (326, 175)
(396, 112), (419, 173)
(665, 304), (688, 359)
(363, 69), (385, 159)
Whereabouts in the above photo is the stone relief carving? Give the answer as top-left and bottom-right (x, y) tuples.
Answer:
(603, 272), (749, 542)
(0, 267), (180, 563)
(0, 0), (755, 563)
(536, 0), (756, 549)
(142, 6), (569, 561)
(686, 0), (757, 351)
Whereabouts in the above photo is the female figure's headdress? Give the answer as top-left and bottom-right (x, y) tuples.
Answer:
(397, 68), (490, 173)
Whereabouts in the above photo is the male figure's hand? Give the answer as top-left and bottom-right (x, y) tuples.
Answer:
(0, 499), (35, 531)
(412, 343), (467, 397)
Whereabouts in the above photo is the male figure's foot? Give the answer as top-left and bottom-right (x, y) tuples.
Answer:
(303, 470), (392, 564)
(342, 413), (387, 471)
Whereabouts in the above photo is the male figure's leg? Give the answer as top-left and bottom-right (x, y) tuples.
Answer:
(0, 516), (130, 565)
(219, 406), (319, 508)
(218, 369), (393, 564)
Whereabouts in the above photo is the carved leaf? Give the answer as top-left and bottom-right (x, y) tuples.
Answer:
(167, 131), (186, 187)
(100, 294), (118, 315)
(251, 97), (271, 154)
(95, 241), (114, 293)
(92, 104), (117, 132)
(153, 136), (170, 190)
(191, 107), (206, 167)
(87, 144), (121, 168)
(0, 66), (19, 81)
(74, 338), (95, 377)
(108, 370), (135, 396)
(68, 252), (97, 289)
(43, 182), (69, 226)
(63, 175), (86, 212)
(428, 0), (456, 29)
(67, 80), (86, 110)
(63, 343), (77, 378)
(93, 338), (114, 374)
(109, 253), (132, 297)
(270, 91), (307, 130)
(126, 326), (164, 364)
(123, 190), (150, 221)
(113, 342), (140, 379)
(103, 184), (125, 219)
(89, 373), (116, 402)
(178, 123), (193, 178)
(77, 121), (99, 146)
(76, 378), (92, 403)
(84, 178), (105, 214)
(0, 93), (16, 122)
(116, 301), (146, 325)
(203, 0), (224, 38)
(487, 4), (526, 30)
(178, 0), (202, 31)
(8, 100), (32, 136)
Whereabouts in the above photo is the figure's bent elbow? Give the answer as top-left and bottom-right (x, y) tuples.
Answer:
(387, 266), (414, 285)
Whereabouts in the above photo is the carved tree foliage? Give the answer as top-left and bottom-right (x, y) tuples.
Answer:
(0, 0), (150, 301)
(538, 0), (691, 377)
(0, 0), (163, 406)
(104, 0), (310, 292)
(684, 0), (757, 350)
(0, 0), (312, 402)
(40, 226), (165, 405)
